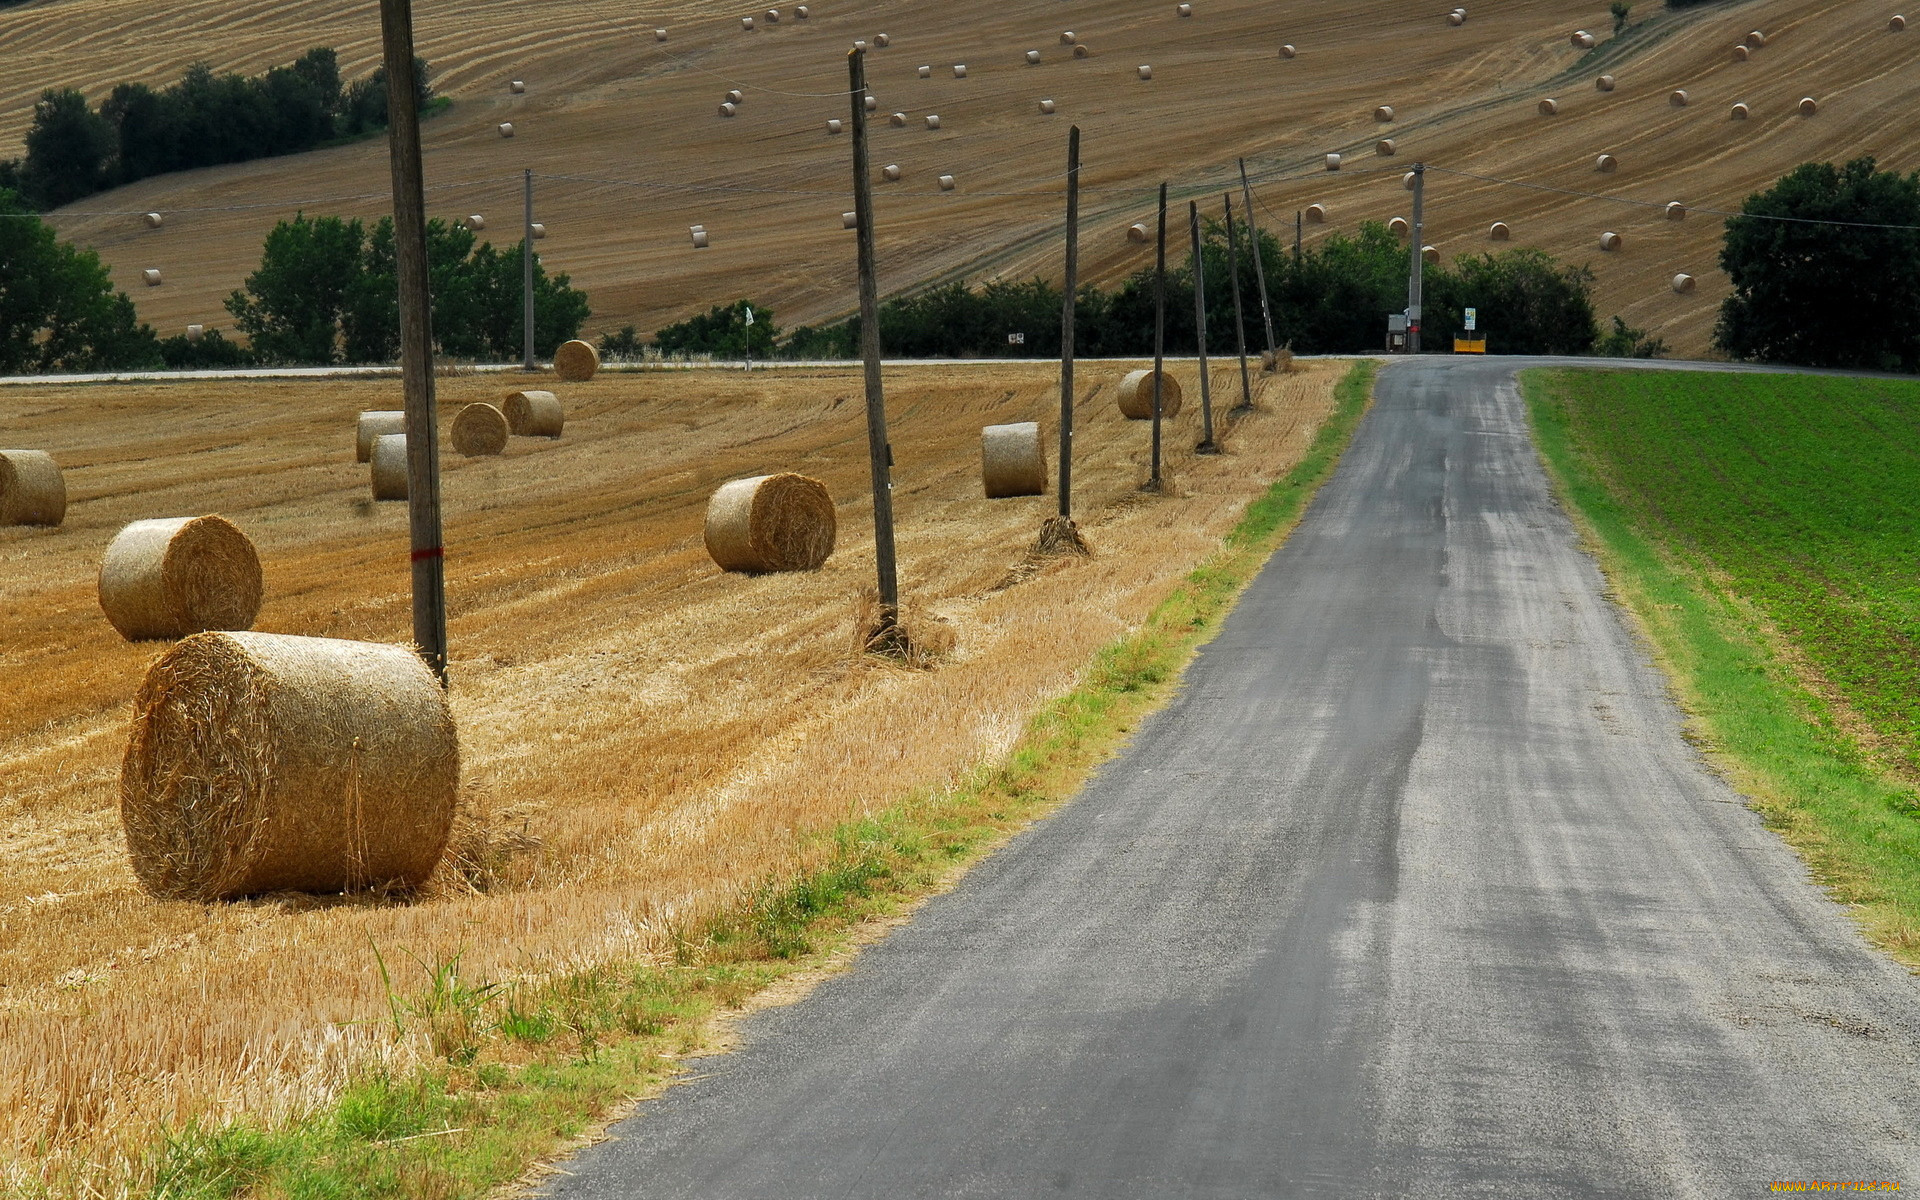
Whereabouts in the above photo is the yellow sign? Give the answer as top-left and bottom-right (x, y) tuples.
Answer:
(1453, 337), (1487, 354)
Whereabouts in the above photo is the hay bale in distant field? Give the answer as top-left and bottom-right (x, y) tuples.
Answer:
(728, 89), (745, 103)
(356, 411), (406, 463)
(1799, 96), (1819, 115)
(1305, 203), (1326, 223)
(510, 80), (525, 93)
(889, 111), (907, 126)
(505, 390), (565, 437)
(1074, 44), (1091, 58)
(939, 174), (956, 190)
(1178, 2), (1193, 15)
(465, 214), (486, 231)
(187, 324), (204, 340)
(499, 121), (516, 136)
(1666, 201), (1688, 219)
(1422, 244), (1439, 264)
(926, 114), (941, 128)
(1326, 152), (1342, 170)
(1039, 98), (1057, 113)
(1027, 50), (1042, 64)
(1731, 102), (1750, 119)
(1891, 15), (1907, 31)
(1599, 231), (1622, 251)
(766, 9), (780, 23)
(1138, 64), (1153, 79)
(865, 95), (879, 111)
(843, 211), (858, 228)
(719, 102), (737, 117)
(982, 422), (1046, 497)
(1733, 44), (1750, 60)
(1596, 153), (1618, 172)
(690, 225), (710, 247)
(1374, 105), (1394, 122)
(1403, 171), (1418, 190)
(143, 268), (163, 286)
(1280, 43), (1297, 57)
(0, 450), (66, 527)
(1117, 368), (1183, 419)
(1596, 73), (1616, 91)
(918, 64), (932, 77)
(1571, 30), (1595, 48)
(1061, 30), (1076, 44)
(99, 515), (262, 642)
(1389, 216), (1410, 236)
(875, 32), (890, 46)
(853, 39), (867, 50)
(531, 223), (547, 239)
(144, 212), (163, 229)
(794, 5), (808, 17)
(119, 631), (458, 900)
(553, 339), (599, 382)
(1448, 9), (1465, 25)
(741, 16), (754, 30)
(1746, 29), (1766, 47)
(1673, 273), (1697, 293)
(451, 403), (509, 457)
(1539, 97), (1559, 114)
(371, 434), (409, 501)
(883, 164), (902, 181)
(1669, 89), (1689, 106)
(655, 27), (668, 40)
(1489, 221), (1511, 240)
(1376, 138), (1396, 155)
(953, 63), (967, 77)
(705, 473), (836, 572)
(827, 118), (844, 133)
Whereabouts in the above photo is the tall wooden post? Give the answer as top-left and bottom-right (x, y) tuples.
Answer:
(1295, 210), (1303, 262)
(849, 48), (899, 625)
(1223, 193), (1254, 415)
(1190, 200), (1216, 453)
(378, 0), (448, 684)
(1237, 158), (1278, 368)
(1058, 125), (1080, 519)
(1408, 162), (1426, 354)
(522, 168), (536, 371)
(1149, 181), (1167, 491)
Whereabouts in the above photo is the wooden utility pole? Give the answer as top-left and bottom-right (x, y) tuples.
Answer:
(849, 48), (899, 627)
(1408, 162), (1427, 354)
(1149, 182), (1167, 491)
(1295, 210), (1303, 262)
(378, 0), (448, 684)
(1190, 201), (1216, 453)
(1058, 125), (1080, 518)
(1237, 158), (1278, 368)
(1223, 194), (1254, 415)
(522, 168), (536, 371)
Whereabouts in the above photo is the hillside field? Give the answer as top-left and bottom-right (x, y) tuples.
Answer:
(5, 0), (1917, 360)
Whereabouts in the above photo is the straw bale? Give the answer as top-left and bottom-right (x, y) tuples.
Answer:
(742, 16), (754, 29)
(370, 434), (409, 501)
(143, 268), (163, 286)
(1376, 138), (1396, 156)
(355, 410), (406, 463)
(1280, 44), (1297, 58)
(1489, 221), (1510, 240)
(1596, 73), (1616, 91)
(1746, 29), (1766, 47)
(766, 9), (780, 22)
(1039, 99), (1057, 114)
(1422, 244), (1439, 264)
(1799, 96), (1818, 115)
(0, 450), (66, 527)
(499, 121), (516, 135)
(1305, 203), (1326, 223)
(982, 422), (1047, 498)
(939, 174), (956, 191)
(186, 323), (204, 339)
(1116, 368), (1183, 419)
(1733, 44), (1750, 60)
(1389, 217), (1410, 236)
(1074, 44), (1090, 58)
(1672, 273), (1696, 294)
(1539, 97), (1559, 114)
(655, 28), (668, 39)
(691, 225), (710, 247)
(1571, 30), (1595, 48)
(926, 114), (941, 129)
(704, 473), (836, 572)
(1666, 201), (1688, 220)
(1595, 153), (1617, 172)
(865, 95), (879, 111)
(120, 631), (458, 900)
(843, 211), (858, 229)
(918, 65), (932, 77)
(505, 389), (565, 436)
(794, 5), (808, 17)
(1893, 15), (1907, 31)
(1138, 65), (1153, 80)
(1027, 50), (1042, 64)
(1177, 2), (1192, 15)
(1448, 10), (1465, 24)
(1669, 89), (1689, 107)
(720, 102), (737, 116)
(1374, 105), (1394, 122)
(1061, 30), (1077, 44)
(889, 111), (907, 126)
(728, 89), (745, 103)
(827, 118), (844, 133)
(875, 33), (890, 46)
(853, 40), (867, 50)
(466, 214), (486, 230)
(883, 164), (902, 181)
(531, 222), (547, 239)
(1403, 171), (1418, 190)
(953, 64), (968, 77)
(1599, 231), (1622, 251)
(1325, 153), (1342, 171)
(553, 339), (600, 382)
(144, 212), (163, 229)
(451, 403), (509, 457)
(510, 80), (525, 93)
(99, 515), (262, 642)
(1128, 223), (1150, 243)
(1730, 102), (1749, 119)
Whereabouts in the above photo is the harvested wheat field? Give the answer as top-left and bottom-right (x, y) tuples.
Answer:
(8, 0), (1918, 360)
(0, 359), (1341, 1190)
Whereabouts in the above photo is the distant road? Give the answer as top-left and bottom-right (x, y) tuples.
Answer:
(541, 355), (1920, 1198)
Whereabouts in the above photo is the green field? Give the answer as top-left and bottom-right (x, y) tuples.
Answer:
(1525, 367), (1920, 962)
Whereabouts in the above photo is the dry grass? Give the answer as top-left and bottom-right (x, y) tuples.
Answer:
(0, 359), (1340, 1193)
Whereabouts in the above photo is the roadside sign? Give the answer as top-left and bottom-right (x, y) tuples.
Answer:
(1465, 307), (1477, 332)
(1008, 331), (1026, 345)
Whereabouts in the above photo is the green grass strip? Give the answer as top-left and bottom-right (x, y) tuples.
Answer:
(122, 359), (1378, 1200)
(1523, 367), (1920, 967)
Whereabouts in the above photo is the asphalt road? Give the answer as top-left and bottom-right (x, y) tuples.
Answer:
(547, 356), (1920, 1198)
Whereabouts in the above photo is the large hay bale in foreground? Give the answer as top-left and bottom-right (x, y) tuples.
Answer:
(1117, 368), (1183, 420)
(356, 411), (406, 463)
(99, 515), (262, 642)
(505, 390), (565, 437)
(451, 403), (510, 457)
(704, 473), (836, 572)
(982, 422), (1047, 498)
(553, 339), (600, 382)
(120, 631), (459, 900)
(371, 434), (409, 501)
(0, 449), (66, 527)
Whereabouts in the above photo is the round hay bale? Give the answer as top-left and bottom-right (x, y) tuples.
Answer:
(1799, 96), (1819, 115)
(99, 515), (262, 642)
(1116, 368), (1183, 419)
(186, 323), (204, 340)
(741, 16), (754, 30)
(1448, 10), (1465, 25)
(120, 631), (458, 900)
(1374, 105), (1394, 122)
(875, 32), (890, 46)
(370, 434), (409, 501)
(510, 79), (525, 93)
(355, 410), (406, 463)
(1061, 30), (1077, 44)
(938, 174), (956, 191)
(1733, 44), (1751, 60)
(1669, 89), (1689, 107)
(505, 390), (565, 437)
(1138, 64), (1153, 80)
(499, 121), (516, 136)
(1574, 30), (1596, 48)
(0, 450), (66, 527)
(1027, 50), (1042, 64)
(1421, 244), (1439, 264)
(1539, 97), (1559, 115)
(1596, 153), (1618, 172)
(531, 222), (547, 239)
(1177, 2), (1192, 15)
(883, 163), (902, 181)
(1127, 222), (1151, 244)
(143, 212), (163, 229)
(1305, 203), (1326, 223)
(719, 102), (737, 117)
(982, 421), (1046, 498)
(655, 27), (668, 40)
(553, 339), (599, 382)
(853, 40), (867, 50)
(843, 211), (858, 229)
(1672, 273), (1697, 294)
(1403, 170), (1420, 191)
(1039, 99), (1057, 114)
(1073, 44), (1091, 58)
(926, 114), (941, 129)
(143, 268), (163, 286)
(1596, 73), (1616, 91)
(1326, 152), (1342, 171)
(1666, 201), (1688, 220)
(1489, 221), (1511, 240)
(953, 64), (968, 78)
(827, 118), (844, 133)
(1280, 43), (1297, 58)
(918, 65), (932, 77)
(704, 473), (836, 572)
(1389, 216), (1410, 236)
(466, 214), (486, 231)
(865, 95), (879, 111)
(766, 9), (780, 22)
(1746, 29), (1766, 47)
(451, 403), (509, 457)
(1376, 138), (1397, 156)
(794, 6), (808, 18)
(1599, 231), (1622, 251)
(727, 89), (745, 104)
(690, 225), (710, 248)
(889, 111), (907, 126)
(1730, 102), (1750, 119)
(1892, 15), (1907, 31)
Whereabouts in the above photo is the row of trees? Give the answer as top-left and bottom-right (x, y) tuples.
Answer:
(0, 190), (161, 371)
(0, 50), (435, 211)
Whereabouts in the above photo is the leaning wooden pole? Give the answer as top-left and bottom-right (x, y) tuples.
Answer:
(1057, 125), (1081, 520)
(378, 0), (448, 684)
(1149, 181), (1167, 491)
(849, 48), (899, 629)
(1237, 158), (1278, 369)
(1223, 193), (1254, 415)
(521, 168), (536, 372)
(1190, 200), (1217, 453)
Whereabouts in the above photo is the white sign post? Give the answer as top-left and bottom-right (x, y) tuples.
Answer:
(1465, 307), (1478, 333)
(744, 305), (755, 372)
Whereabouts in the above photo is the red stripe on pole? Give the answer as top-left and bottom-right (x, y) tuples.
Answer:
(411, 546), (444, 562)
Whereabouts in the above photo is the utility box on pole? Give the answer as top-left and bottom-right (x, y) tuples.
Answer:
(1386, 312), (1409, 353)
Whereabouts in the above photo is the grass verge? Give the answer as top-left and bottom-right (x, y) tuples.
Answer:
(1523, 367), (1920, 967)
(133, 359), (1378, 1200)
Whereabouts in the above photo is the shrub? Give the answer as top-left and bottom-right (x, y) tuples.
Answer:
(0, 188), (160, 372)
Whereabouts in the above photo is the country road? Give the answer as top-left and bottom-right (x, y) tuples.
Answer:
(544, 356), (1920, 1198)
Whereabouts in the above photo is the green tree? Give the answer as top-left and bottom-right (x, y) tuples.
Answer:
(0, 188), (160, 371)
(1423, 248), (1600, 354)
(1714, 157), (1920, 371)
(1596, 315), (1669, 358)
(18, 89), (115, 209)
(654, 301), (777, 359)
(226, 213), (367, 363)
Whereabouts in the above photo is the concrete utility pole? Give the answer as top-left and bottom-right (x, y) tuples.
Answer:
(1237, 158), (1277, 368)
(1149, 182), (1167, 491)
(522, 168), (536, 371)
(849, 48), (899, 628)
(378, 0), (448, 685)
(1408, 162), (1426, 354)
(1058, 125), (1080, 518)
(1190, 200), (1216, 453)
